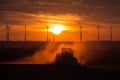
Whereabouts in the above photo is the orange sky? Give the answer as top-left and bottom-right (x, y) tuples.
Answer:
(0, 16), (120, 41)
(0, 0), (120, 41)
(0, 16), (120, 42)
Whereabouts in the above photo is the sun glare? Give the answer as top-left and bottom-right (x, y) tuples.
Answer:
(51, 24), (64, 35)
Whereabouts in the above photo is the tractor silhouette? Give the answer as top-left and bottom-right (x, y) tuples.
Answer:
(54, 48), (78, 65)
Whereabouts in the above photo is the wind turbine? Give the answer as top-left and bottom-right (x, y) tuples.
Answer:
(97, 25), (100, 41)
(80, 25), (82, 42)
(24, 24), (27, 42)
(53, 25), (55, 42)
(45, 25), (49, 42)
(6, 24), (10, 42)
(110, 26), (113, 41)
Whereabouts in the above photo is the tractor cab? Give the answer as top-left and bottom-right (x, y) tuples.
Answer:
(54, 48), (78, 65)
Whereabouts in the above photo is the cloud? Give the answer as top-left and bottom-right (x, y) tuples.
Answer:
(82, 0), (120, 6)
(0, 10), (82, 27)
(0, 0), (120, 26)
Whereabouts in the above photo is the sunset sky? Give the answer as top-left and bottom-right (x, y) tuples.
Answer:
(0, 0), (120, 41)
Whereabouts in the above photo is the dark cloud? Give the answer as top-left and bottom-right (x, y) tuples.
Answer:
(0, 0), (83, 14)
(82, 0), (120, 6)
(0, 0), (120, 25)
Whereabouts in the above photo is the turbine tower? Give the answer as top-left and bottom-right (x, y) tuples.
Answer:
(45, 25), (49, 42)
(53, 26), (55, 42)
(24, 24), (27, 42)
(6, 24), (10, 42)
(80, 25), (82, 42)
(97, 25), (100, 41)
(110, 26), (112, 41)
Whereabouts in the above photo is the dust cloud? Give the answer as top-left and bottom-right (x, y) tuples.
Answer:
(29, 42), (89, 65)
(3, 42), (103, 65)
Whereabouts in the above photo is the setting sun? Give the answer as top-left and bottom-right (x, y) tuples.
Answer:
(51, 24), (64, 35)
